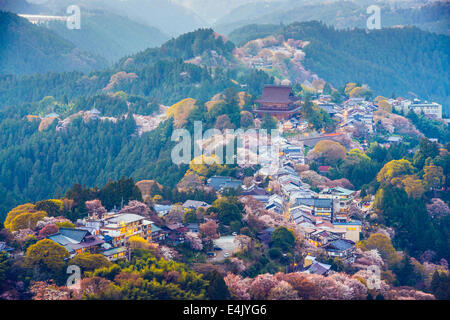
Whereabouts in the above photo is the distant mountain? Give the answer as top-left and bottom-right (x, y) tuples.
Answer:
(0, 11), (106, 75)
(173, 0), (274, 24)
(46, 11), (169, 63)
(83, 0), (207, 36)
(1, 0), (207, 37)
(215, 0), (450, 36)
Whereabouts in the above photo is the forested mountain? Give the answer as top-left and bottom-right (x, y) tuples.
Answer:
(215, 0), (450, 36)
(0, 21), (447, 221)
(0, 28), (271, 108)
(47, 11), (169, 63)
(0, 28), (273, 220)
(230, 21), (449, 112)
(0, 11), (106, 75)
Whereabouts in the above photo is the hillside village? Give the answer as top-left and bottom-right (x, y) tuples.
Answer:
(1, 78), (448, 300)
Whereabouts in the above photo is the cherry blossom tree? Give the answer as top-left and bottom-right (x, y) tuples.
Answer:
(38, 224), (59, 238)
(185, 232), (203, 251)
(224, 273), (251, 300)
(268, 280), (299, 300)
(200, 220), (218, 240)
(85, 199), (107, 219)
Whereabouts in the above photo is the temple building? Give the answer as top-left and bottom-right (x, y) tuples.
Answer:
(253, 85), (301, 120)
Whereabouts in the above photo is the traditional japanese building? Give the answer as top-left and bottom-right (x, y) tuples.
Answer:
(254, 85), (301, 120)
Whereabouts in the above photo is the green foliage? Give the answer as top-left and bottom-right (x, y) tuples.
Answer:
(69, 252), (112, 273)
(261, 113), (278, 131)
(301, 95), (335, 132)
(87, 250), (210, 300)
(183, 209), (197, 224)
(271, 227), (296, 252)
(329, 149), (380, 189)
(413, 138), (440, 169)
(209, 197), (243, 226)
(393, 255), (421, 287)
(204, 270), (230, 300)
(99, 177), (142, 210)
(282, 21), (449, 109)
(35, 199), (63, 217)
(430, 271), (450, 300)
(407, 111), (450, 143)
(25, 239), (69, 282)
(0, 252), (10, 282)
(374, 186), (449, 261)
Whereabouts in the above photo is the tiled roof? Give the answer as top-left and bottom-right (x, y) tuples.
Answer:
(306, 261), (331, 275)
(325, 239), (354, 251)
(255, 85), (298, 104)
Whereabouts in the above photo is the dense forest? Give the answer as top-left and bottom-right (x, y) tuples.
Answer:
(0, 27), (271, 108)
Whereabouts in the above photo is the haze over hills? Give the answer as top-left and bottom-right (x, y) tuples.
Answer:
(0, 11), (106, 75)
(46, 11), (169, 63)
(0, 0), (207, 36)
(213, 0), (450, 35)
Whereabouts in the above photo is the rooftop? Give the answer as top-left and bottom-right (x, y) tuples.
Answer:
(255, 85), (299, 105)
(106, 213), (145, 225)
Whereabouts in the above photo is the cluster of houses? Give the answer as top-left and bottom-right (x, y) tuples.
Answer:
(270, 160), (361, 262)
(43, 199), (215, 262)
(232, 123), (364, 265)
(19, 85), (445, 277)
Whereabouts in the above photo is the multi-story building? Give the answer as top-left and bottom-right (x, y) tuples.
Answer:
(396, 99), (443, 119)
(100, 213), (153, 247)
(332, 220), (362, 243)
(319, 187), (355, 222)
(290, 198), (333, 220)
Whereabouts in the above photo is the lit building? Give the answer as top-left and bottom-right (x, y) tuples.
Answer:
(100, 213), (153, 248)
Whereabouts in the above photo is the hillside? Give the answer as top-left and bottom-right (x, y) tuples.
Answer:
(0, 28), (271, 108)
(46, 11), (169, 63)
(230, 21), (449, 113)
(0, 11), (106, 75)
(215, 0), (450, 36)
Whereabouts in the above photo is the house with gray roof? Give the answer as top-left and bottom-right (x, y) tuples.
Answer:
(47, 228), (104, 256)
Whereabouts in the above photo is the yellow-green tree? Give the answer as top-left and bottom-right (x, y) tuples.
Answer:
(26, 239), (69, 274)
(9, 211), (47, 232)
(377, 159), (414, 186)
(189, 154), (225, 177)
(128, 235), (150, 251)
(423, 164), (444, 189)
(358, 233), (400, 267)
(4, 203), (36, 230)
(70, 252), (111, 272)
(403, 175), (425, 199)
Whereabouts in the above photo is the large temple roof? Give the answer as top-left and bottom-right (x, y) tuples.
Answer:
(255, 85), (299, 104)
